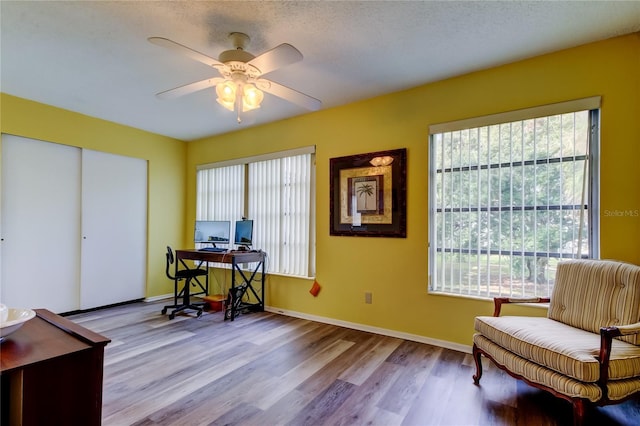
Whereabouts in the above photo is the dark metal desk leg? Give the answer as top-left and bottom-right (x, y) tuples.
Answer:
(261, 258), (265, 311)
(174, 255), (179, 305)
(230, 257), (237, 321)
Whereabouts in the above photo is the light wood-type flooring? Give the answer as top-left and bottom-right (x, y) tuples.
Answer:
(68, 300), (640, 425)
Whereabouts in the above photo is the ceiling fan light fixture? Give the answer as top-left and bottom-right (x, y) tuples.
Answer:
(242, 84), (264, 112)
(216, 81), (236, 111)
(216, 80), (264, 114)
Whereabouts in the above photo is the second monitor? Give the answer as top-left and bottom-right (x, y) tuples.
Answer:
(234, 219), (254, 249)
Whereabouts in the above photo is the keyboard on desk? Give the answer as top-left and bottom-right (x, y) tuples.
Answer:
(198, 247), (227, 253)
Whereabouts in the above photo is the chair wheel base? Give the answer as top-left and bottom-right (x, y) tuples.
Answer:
(162, 303), (204, 320)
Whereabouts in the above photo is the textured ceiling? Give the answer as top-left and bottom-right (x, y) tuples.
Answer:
(2, 1), (640, 141)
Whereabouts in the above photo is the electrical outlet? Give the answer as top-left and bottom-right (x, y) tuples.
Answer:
(364, 292), (372, 304)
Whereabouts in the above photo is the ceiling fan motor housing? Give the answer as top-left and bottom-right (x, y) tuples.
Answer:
(218, 32), (254, 63)
(218, 49), (254, 64)
(217, 32), (260, 80)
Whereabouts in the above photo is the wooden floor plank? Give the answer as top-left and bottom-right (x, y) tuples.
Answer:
(322, 361), (403, 426)
(338, 335), (403, 386)
(287, 379), (356, 426)
(377, 341), (443, 416)
(243, 388), (314, 426)
(104, 330), (195, 367)
(254, 339), (355, 410)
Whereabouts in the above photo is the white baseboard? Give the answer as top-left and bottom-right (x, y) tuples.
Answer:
(144, 293), (173, 302)
(144, 293), (207, 303)
(265, 305), (472, 354)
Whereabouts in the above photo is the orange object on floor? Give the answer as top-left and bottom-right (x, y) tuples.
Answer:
(203, 294), (226, 311)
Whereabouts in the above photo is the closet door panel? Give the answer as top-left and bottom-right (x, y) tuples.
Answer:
(80, 149), (147, 309)
(1, 135), (81, 313)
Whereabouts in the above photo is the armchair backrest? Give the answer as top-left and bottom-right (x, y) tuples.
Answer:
(548, 259), (640, 345)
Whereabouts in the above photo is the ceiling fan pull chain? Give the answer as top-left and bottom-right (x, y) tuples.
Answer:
(235, 86), (243, 124)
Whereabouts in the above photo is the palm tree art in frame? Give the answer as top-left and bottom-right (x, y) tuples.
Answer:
(355, 180), (377, 212)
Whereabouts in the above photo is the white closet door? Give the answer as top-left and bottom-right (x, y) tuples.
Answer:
(1, 135), (81, 312)
(80, 149), (147, 309)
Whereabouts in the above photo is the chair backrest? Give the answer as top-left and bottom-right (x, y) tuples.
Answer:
(165, 246), (175, 280)
(548, 259), (640, 345)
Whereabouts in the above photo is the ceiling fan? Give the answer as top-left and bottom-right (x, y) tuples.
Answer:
(149, 32), (322, 122)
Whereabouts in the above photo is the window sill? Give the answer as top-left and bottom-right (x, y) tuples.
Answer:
(427, 290), (550, 309)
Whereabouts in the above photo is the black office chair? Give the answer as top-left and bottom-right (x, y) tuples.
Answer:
(162, 246), (208, 319)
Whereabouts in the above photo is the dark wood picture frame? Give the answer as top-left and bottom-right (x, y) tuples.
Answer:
(330, 148), (407, 237)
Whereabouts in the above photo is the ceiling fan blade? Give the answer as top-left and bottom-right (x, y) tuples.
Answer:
(156, 77), (224, 100)
(248, 43), (303, 76)
(148, 37), (223, 68)
(258, 79), (321, 111)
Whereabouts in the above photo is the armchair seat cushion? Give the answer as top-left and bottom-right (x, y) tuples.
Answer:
(475, 315), (640, 382)
(473, 334), (603, 402)
(474, 334), (640, 402)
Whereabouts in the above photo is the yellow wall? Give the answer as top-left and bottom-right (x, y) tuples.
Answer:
(0, 94), (187, 298)
(2, 33), (638, 348)
(187, 33), (640, 346)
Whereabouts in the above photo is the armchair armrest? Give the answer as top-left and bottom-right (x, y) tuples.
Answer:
(598, 322), (640, 394)
(493, 297), (551, 317)
(605, 322), (640, 336)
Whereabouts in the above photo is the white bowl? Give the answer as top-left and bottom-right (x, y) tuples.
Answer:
(0, 308), (36, 339)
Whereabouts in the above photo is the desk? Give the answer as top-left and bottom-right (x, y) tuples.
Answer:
(0, 309), (110, 425)
(176, 249), (266, 321)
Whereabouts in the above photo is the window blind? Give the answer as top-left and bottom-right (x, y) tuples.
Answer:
(249, 154), (313, 277)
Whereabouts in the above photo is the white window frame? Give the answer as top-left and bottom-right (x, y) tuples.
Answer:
(196, 146), (316, 278)
(428, 97), (600, 299)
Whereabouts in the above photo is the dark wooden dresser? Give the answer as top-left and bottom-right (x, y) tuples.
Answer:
(0, 309), (110, 425)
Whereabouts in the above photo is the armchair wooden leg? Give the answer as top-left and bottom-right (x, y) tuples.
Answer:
(572, 399), (586, 426)
(472, 343), (483, 384)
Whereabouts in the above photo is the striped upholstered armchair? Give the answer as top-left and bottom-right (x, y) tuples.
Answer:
(472, 259), (640, 426)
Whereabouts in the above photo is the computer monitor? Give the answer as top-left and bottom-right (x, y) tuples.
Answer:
(194, 220), (230, 245)
(234, 219), (253, 248)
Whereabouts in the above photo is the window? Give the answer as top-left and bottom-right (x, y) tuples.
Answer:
(196, 147), (315, 278)
(429, 98), (600, 299)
